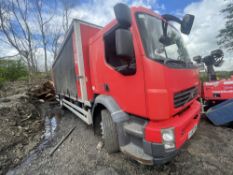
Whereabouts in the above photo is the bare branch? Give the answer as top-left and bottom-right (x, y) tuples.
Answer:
(60, 0), (73, 32)
(0, 0), (36, 72)
(34, 0), (57, 72)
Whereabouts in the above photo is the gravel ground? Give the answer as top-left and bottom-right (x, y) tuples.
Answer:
(6, 104), (233, 175)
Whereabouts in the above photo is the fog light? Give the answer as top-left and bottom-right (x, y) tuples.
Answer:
(161, 128), (175, 149)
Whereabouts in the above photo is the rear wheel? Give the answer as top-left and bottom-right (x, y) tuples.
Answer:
(101, 109), (119, 153)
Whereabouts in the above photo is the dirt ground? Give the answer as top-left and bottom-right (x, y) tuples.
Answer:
(5, 106), (233, 175)
(1, 81), (233, 175)
(0, 81), (44, 175)
(0, 76), (55, 175)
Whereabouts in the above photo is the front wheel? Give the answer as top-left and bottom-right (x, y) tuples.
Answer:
(101, 109), (119, 153)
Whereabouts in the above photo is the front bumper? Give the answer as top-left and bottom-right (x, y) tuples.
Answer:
(116, 100), (201, 165)
(143, 140), (178, 165)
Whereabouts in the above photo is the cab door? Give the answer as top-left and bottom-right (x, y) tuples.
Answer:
(100, 25), (147, 118)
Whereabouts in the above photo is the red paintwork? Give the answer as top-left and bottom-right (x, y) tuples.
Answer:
(72, 32), (82, 98)
(203, 76), (233, 101)
(68, 6), (201, 149)
(143, 57), (200, 120)
(79, 24), (101, 100)
(89, 19), (147, 118)
(145, 101), (201, 148)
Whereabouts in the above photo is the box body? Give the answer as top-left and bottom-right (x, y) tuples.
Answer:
(52, 20), (101, 103)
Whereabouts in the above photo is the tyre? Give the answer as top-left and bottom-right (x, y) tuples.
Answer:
(101, 109), (119, 153)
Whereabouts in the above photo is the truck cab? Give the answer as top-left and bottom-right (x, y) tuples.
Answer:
(53, 3), (201, 165)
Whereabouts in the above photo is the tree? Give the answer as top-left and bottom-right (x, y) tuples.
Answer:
(51, 25), (62, 60)
(34, 0), (55, 72)
(0, 0), (37, 72)
(0, 0), (75, 72)
(217, 2), (233, 51)
(60, 0), (74, 32)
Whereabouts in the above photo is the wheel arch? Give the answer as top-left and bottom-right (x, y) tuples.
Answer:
(92, 95), (129, 127)
(92, 95), (130, 147)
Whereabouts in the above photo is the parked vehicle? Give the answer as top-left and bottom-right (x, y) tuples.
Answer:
(194, 49), (233, 106)
(194, 49), (233, 125)
(52, 3), (201, 165)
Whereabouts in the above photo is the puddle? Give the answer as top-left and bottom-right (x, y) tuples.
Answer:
(33, 115), (60, 153)
(32, 108), (62, 152)
(7, 107), (62, 175)
(43, 115), (60, 142)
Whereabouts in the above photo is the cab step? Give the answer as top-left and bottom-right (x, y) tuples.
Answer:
(120, 143), (153, 165)
(123, 121), (144, 138)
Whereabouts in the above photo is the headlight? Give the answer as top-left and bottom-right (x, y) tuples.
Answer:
(162, 131), (174, 141)
(161, 128), (175, 149)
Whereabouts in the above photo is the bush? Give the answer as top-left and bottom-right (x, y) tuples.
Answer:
(0, 59), (28, 85)
(199, 71), (232, 83)
(0, 77), (6, 89)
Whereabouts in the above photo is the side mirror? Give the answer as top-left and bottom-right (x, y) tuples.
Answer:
(193, 55), (202, 63)
(181, 14), (194, 35)
(114, 3), (132, 28)
(115, 29), (134, 58)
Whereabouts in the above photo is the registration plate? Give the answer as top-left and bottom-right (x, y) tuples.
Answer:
(188, 124), (197, 139)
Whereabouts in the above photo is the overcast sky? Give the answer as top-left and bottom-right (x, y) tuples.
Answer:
(0, 0), (232, 71)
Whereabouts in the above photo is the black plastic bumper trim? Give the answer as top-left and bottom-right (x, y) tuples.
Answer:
(143, 139), (177, 165)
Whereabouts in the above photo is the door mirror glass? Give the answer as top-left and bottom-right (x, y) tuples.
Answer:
(115, 29), (134, 58)
(181, 14), (194, 35)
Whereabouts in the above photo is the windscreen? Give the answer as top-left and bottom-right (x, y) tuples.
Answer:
(136, 13), (190, 63)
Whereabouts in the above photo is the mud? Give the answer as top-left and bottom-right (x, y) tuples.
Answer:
(1, 81), (233, 175)
(0, 82), (43, 175)
(6, 106), (233, 175)
(0, 81), (27, 98)
(0, 79), (57, 175)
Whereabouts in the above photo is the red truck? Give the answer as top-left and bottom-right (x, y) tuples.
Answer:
(194, 49), (233, 105)
(194, 49), (233, 125)
(203, 75), (233, 105)
(52, 3), (201, 165)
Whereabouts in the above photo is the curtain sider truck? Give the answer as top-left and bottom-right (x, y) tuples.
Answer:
(52, 3), (201, 165)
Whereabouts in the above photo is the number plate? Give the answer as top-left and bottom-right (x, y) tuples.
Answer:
(188, 124), (197, 139)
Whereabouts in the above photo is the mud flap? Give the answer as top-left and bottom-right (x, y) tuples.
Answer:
(206, 99), (233, 126)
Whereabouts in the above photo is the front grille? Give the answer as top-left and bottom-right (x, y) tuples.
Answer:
(174, 86), (198, 108)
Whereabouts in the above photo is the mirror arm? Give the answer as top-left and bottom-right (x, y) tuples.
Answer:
(161, 21), (168, 37)
(162, 14), (182, 25)
(161, 14), (182, 38)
